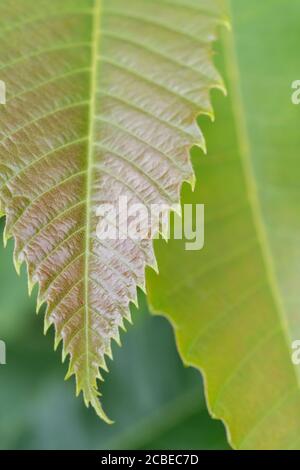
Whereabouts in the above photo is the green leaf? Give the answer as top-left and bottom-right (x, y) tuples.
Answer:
(147, 0), (300, 450)
(0, 0), (225, 421)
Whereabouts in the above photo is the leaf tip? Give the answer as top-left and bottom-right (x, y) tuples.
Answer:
(89, 392), (114, 425)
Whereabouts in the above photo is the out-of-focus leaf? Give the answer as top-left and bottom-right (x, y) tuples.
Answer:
(0, 0), (225, 420)
(147, 0), (300, 450)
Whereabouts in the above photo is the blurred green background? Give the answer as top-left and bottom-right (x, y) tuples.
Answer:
(0, 219), (229, 450)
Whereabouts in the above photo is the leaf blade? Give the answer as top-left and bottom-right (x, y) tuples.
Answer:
(0, 0), (224, 420)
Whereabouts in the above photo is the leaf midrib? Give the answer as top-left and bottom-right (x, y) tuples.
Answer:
(84, 0), (102, 408)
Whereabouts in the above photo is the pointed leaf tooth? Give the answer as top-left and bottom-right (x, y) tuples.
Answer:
(112, 328), (122, 348)
(54, 333), (63, 352)
(43, 317), (52, 336)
